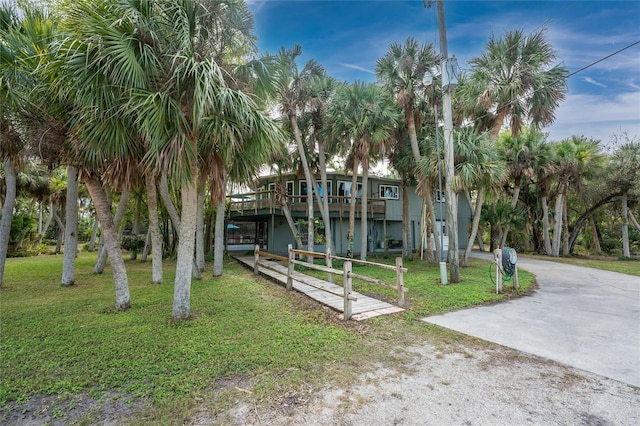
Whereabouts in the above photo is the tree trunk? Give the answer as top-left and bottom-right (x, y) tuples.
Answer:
(464, 189), (485, 252)
(289, 114), (316, 263)
(462, 188), (484, 266)
(195, 179), (205, 272)
(54, 208), (64, 254)
(347, 159), (359, 258)
(39, 201), (55, 245)
(629, 208), (640, 232)
(590, 218), (602, 254)
(307, 181), (314, 262)
(88, 216), (99, 251)
(159, 170), (201, 279)
(551, 185), (565, 257)
(130, 195), (141, 260)
(173, 173), (198, 321)
(145, 173), (162, 284)
(279, 197), (304, 250)
(62, 166), (79, 286)
(0, 159), (17, 285)
(316, 139), (333, 253)
(500, 182), (521, 247)
(401, 180), (411, 257)
(141, 228), (151, 262)
(84, 175), (130, 309)
(541, 195), (552, 255)
(621, 192), (630, 258)
(562, 196), (570, 256)
(568, 192), (621, 254)
(94, 190), (129, 274)
(213, 196), (226, 277)
(359, 161), (369, 261)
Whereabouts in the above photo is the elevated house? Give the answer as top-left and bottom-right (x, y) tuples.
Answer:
(226, 171), (471, 256)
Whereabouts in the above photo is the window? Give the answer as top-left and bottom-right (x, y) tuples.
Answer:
(337, 181), (362, 200)
(300, 180), (331, 201)
(379, 184), (399, 200)
(268, 182), (276, 192)
(286, 181), (294, 195)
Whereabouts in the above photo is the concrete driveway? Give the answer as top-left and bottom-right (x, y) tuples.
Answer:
(422, 252), (640, 387)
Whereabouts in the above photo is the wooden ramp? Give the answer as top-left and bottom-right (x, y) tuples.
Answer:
(233, 255), (404, 321)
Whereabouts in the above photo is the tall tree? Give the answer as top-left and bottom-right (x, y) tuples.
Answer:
(328, 81), (400, 259)
(274, 45), (329, 256)
(376, 37), (442, 262)
(460, 29), (569, 140)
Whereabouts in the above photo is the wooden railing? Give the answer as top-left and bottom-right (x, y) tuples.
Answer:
(229, 191), (386, 218)
(253, 244), (407, 320)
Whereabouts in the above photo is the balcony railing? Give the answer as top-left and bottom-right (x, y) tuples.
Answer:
(228, 190), (386, 218)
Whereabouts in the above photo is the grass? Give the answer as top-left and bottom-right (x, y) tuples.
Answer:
(0, 250), (533, 424)
(525, 253), (640, 276)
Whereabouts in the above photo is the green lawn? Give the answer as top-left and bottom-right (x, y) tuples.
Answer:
(0, 251), (532, 424)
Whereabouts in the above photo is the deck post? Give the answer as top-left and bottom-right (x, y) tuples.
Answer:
(254, 244), (259, 275)
(287, 244), (294, 290)
(343, 260), (353, 320)
(326, 247), (333, 283)
(493, 248), (502, 293)
(396, 257), (405, 307)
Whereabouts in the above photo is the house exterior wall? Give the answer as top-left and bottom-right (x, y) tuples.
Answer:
(228, 172), (472, 255)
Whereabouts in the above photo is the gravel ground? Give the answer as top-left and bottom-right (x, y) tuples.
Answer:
(203, 340), (640, 426)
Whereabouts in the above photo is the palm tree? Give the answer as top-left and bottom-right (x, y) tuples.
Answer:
(450, 128), (506, 266)
(608, 139), (640, 257)
(549, 136), (602, 257)
(273, 45), (329, 256)
(328, 81), (401, 260)
(59, 0), (282, 320)
(376, 37), (442, 261)
(497, 128), (546, 246)
(460, 29), (569, 140)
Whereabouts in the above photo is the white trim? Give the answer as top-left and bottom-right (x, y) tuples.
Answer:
(379, 184), (399, 200)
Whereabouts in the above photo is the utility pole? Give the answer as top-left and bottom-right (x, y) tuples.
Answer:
(435, 0), (460, 283)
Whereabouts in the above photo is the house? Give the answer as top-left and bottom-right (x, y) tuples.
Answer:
(226, 171), (472, 255)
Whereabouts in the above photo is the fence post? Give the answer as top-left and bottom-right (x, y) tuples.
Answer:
(343, 260), (353, 320)
(326, 246), (333, 283)
(493, 248), (502, 293)
(396, 257), (405, 307)
(254, 244), (259, 275)
(287, 244), (294, 291)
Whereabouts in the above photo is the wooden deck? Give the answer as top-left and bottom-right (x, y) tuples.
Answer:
(233, 255), (404, 321)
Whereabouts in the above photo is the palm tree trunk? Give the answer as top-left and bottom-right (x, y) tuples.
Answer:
(551, 186), (565, 257)
(39, 201), (55, 245)
(94, 190), (129, 274)
(347, 159), (359, 258)
(0, 159), (17, 285)
(500, 182), (521, 247)
(562, 196), (570, 256)
(213, 197), (226, 277)
(289, 115), (316, 263)
(462, 188), (484, 266)
(84, 175), (130, 310)
(130, 195), (141, 260)
(88, 215), (99, 251)
(280, 198), (304, 250)
(590, 218), (602, 254)
(621, 192), (630, 258)
(141, 228), (151, 261)
(541, 194), (552, 255)
(401, 180), (411, 257)
(159, 170), (201, 279)
(195, 179), (205, 272)
(426, 183), (439, 263)
(145, 173), (162, 284)
(359, 162), (369, 261)
(53, 208), (64, 254)
(465, 189), (485, 251)
(316, 141), (333, 253)
(629, 208), (640, 232)
(62, 166), (79, 286)
(173, 173), (198, 321)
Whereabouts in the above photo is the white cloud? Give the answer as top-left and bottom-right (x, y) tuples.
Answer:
(546, 91), (640, 142)
(338, 63), (376, 75)
(583, 77), (606, 88)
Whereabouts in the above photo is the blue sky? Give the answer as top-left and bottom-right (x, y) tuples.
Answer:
(248, 0), (640, 146)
